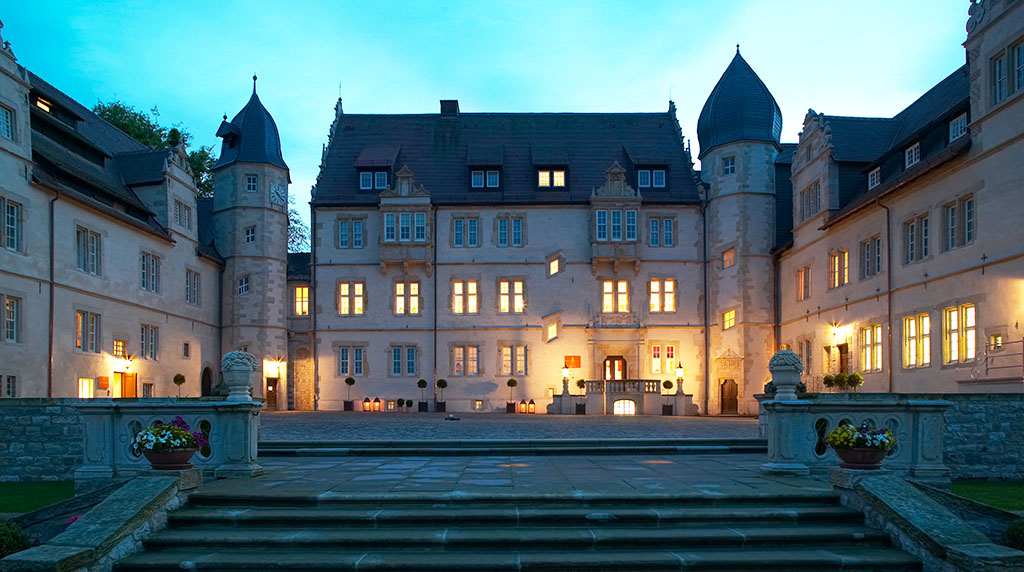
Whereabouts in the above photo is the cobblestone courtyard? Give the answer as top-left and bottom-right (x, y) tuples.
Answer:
(260, 411), (760, 441)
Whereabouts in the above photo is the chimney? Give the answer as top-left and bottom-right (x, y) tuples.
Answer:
(440, 99), (460, 116)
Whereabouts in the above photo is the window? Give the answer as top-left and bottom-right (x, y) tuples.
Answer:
(399, 213), (411, 242)
(553, 170), (565, 187)
(78, 377), (94, 399)
(828, 250), (849, 289)
(537, 170), (550, 187)
(868, 168), (881, 190)
(3, 295), (20, 342)
(799, 181), (821, 222)
(173, 201), (191, 229)
(943, 303), (976, 364)
(498, 280), (524, 314)
(652, 170), (665, 188)
(138, 252), (160, 293)
(797, 266), (811, 301)
(723, 309), (736, 330)
(452, 217), (479, 248)
(3, 375), (15, 398)
(413, 212), (426, 242)
(186, 269), (200, 305)
(625, 211), (637, 241)
(611, 210), (622, 241)
(546, 322), (558, 341)
(905, 143), (921, 168)
(903, 215), (930, 263)
(860, 324), (883, 372)
(75, 226), (101, 275)
(486, 170), (499, 188)
(993, 54), (1008, 104)
(453, 346), (479, 376)
(295, 286), (309, 316)
(595, 211), (608, 241)
(903, 313), (931, 368)
(338, 346), (365, 376)
(394, 281), (419, 315)
(512, 218), (522, 247)
(798, 340), (813, 374)
(859, 236), (882, 279)
(722, 156), (735, 175)
(649, 279), (675, 313)
(337, 282), (365, 315)
(142, 383), (154, 398)
(471, 171), (484, 188)
(601, 280), (629, 313)
(949, 113), (968, 141)
(451, 280), (478, 314)
(497, 219), (508, 247)
(75, 310), (100, 353)
(0, 105), (12, 139)
(112, 339), (126, 359)
(392, 346), (417, 376)
(501, 345), (528, 376)
(650, 344), (676, 375)
(944, 196), (975, 251)
(722, 248), (735, 268)
(360, 172), (373, 190)
(649, 219), (659, 247)
(1016, 43), (1024, 92)
(237, 276), (249, 295)
(548, 258), (560, 276)
(140, 324), (158, 360)
(384, 213), (396, 242)
(537, 169), (565, 187)
(594, 210), (637, 242)
(183, 341), (190, 358)
(245, 175), (258, 193)
(375, 172), (388, 190)
(638, 170), (651, 188)
(3, 198), (20, 251)
(663, 219), (673, 247)
(35, 97), (51, 113)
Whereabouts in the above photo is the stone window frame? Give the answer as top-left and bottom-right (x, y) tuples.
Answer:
(382, 208), (430, 244)
(449, 342), (481, 377)
(492, 212), (527, 248)
(0, 103), (14, 141)
(1, 190), (27, 254)
(599, 278), (631, 314)
(543, 311), (562, 343)
(901, 311), (932, 370)
(858, 234), (882, 280)
(336, 280), (366, 317)
(388, 344), (419, 378)
(827, 249), (849, 289)
(497, 341), (529, 376)
(139, 323), (159, 361)
(185, 267), (201, 306)
(593, 208), (639, 243)
(796, 265), (811, 302)
(648, 341), (678, 377)
(245, 174), (258, 193)
(450, 214), (481, 248)
(940, 299), (979, 368)
(336, 215), (367, 249)
(74, 221), (104, 276)
(392, 279), (421, 316)
(449, 275), (481, 316)
(294, 285), (310, 316)
(647, 215), (677, 248)
(722, 156), (736, 176)
(647, 277), (676, 314)
(942, 194), (975, 252)
(333, 341), (369, 377)
(858, 322), (884, 373)
(138, 250), (161, 294)
(902, 213), (931, 265)
(496, 276), (527, 315)
(545, 251), (565, 278)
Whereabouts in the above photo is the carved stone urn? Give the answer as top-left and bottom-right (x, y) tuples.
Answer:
(221, 350), (258, 402)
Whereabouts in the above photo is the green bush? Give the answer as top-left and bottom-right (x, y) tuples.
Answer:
(847, 372), (865, 388)
(823, 375), (836, 388)
(833, 373), (849, 389)
(1003, 519), (1024, 551)
(0, 519), (29, 558)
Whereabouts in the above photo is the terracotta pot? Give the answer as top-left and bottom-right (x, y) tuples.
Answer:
(143, 448), (196, 470)
(834, 447), (888, 470)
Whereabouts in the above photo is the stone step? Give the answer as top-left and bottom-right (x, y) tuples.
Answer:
(115, 545), (921, 571)
(143, 523), (891, 550)
(169, 503), (861, 528)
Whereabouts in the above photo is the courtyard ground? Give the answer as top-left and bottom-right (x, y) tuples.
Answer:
(259, 411), (760, 441)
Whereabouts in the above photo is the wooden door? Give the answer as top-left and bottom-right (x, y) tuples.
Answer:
(720, 379), (738, 414)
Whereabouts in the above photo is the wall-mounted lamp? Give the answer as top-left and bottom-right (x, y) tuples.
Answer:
(675, 365), (685, 382)
(561, 366), (570, 381)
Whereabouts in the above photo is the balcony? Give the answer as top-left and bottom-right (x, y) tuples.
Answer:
(585, 379), (661, 394)
(590, 241), (641, 275)
(959, 338), (1024, 392)
(379, 242), (433, 276)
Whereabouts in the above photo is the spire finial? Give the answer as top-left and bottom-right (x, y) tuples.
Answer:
(252, 74), (258, 93)
(736, 43), (740, 54)
(222, 113), (227, 121)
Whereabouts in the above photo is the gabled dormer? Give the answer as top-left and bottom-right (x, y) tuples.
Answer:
(378, 165), (433, 275)
(590, 162), (641, 275)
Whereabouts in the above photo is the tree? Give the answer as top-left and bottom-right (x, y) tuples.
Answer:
(172, 373), (186, 398)
(436, 379), (448, 401)
(417, 379), (428, 402)
(575, 379), (586, 395)
(288, 194), (311, 253)
(344, 377), (356, 401)
(507, 378), (517, 402)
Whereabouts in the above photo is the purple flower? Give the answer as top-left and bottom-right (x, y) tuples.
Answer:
(171, 416), (190, 431)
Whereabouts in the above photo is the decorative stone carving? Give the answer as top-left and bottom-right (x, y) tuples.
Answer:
(767, 350), (803, 401)
(221, 350), (257, 402)
(221, 350), (258, 372)
(591, 162), (639, 199)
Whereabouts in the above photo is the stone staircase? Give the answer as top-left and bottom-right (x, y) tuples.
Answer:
(114, 488), (920, 571)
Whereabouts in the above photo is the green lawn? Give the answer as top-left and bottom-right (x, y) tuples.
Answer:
(951, 480), (1024, 511)
(0, 482), (75, 514)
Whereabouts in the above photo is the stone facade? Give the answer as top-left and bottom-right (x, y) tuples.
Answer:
(0, 399), (84, 482)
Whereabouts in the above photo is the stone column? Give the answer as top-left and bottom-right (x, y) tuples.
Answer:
(760, 350), (812, 476)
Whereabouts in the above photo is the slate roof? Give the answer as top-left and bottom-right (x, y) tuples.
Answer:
(195, 198), (223, 262)
(313, 109), (700, 206)
(818, 116), (901, 163)
(213, 90), (289, 171)
(287, 252), (311, 281)
(696, 51), (782, 158)
(888, 64), (969, 151)
(115, 148), (172, 186)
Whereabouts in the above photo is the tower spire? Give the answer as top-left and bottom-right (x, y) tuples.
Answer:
(253, 74), (258, 94)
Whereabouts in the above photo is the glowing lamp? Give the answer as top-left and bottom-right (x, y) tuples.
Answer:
(518, 399), (527, 414)
(561, 366), (570, 380)
(362, 397), (371, 412)
(528, 399), (536, 414)
(373, 397), (382, 412)
(675, 365), (685, 381)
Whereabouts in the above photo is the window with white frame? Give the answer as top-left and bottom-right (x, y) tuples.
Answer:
(186, 269), (201, 305)
(391, 346), (416, 376)
(860, 324), (883, 372)
(625, 210), (637, 241)
(902, 313), (931, 368)
(797, 266), (811, 301)
(859, 236), (882, 279)
(359, 172), (373, 190)
(652, 169), (665, 187)
(75, 226), (101, 275)
(649, 219), (659, 247)
(414, 213), (426, 242)
(537, 169), (566, 187)
(337, 282), (365, 316)
(2, 294), (20, 343)
(649, 279), (675, 313)
(486, 170), (499, 188)
(993, 54), (1008, 104)
(595, 210), (608, 241)
(139, 252), (160, 292)
(722, 156), (735, 175)
(452, 217), (479, 247)
(0, 105), (12, 140)
(943, 196), (975, 251)
(501, 345), (527, 376)
(1016, 43), (1024, 92)
(723, 309), (736, 330)
(237, 275), (249, 295)
(3, 198), (21, 251)
(949, 113), (968, 141)
(943, 303), (976, 364)
(799, 181), (821, 222)
(650, 344), (676, 375)
(602, 280), (629, 313)
(497, 218), (508, 247)
(78, 378), (93, 399)
(904, 214), (929, 263)
(662, 218), (673, 246)
(828, 250), (849, 289)
(338, 219), (364, 249)
(453, 345), (479, 376)
(451, 280), (478, 315)
(399, 213), (411, 241)
(375, 171), (388, 190)
(394, 281), (419, 315)
(338, 346), (365, 376)
(173, 201), (191, 229)
(245, 175), (258, 192)
(471, 171), (484, 188)
(868, 168), (881, 190)
(383, 213), (396, 242)
(905, 143), (921, 168)
(140, 323), (158, 360)
(512, 218), (522, 247)
(496, 216), (524, 247)
(594, 209), (637, 242)
(498, 280), (524, 314)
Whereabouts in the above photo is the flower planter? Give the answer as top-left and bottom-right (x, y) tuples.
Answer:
(506, 402), (516, 413)
(343, 400), (354, 411)
(435, 402), (446, 413)
(143, 448), (196, 470)
(834, 447), (888, 470)
(418, 401), (429, 412)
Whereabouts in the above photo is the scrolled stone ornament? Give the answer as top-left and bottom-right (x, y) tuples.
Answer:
(221, 350), (258, 372)
(768, 349), (803, 372)
(768, 350), (804, 401)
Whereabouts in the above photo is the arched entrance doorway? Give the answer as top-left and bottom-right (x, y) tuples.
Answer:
(720, 379), (738, 415)
(612, 399), (636, 415)
(603, 356), (626, 381)
(201, 368), (213, 397)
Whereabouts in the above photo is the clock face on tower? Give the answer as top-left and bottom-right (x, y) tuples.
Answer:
(269, 184), (287, 206)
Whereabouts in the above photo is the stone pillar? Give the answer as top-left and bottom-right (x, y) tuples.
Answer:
(760, 350), (812, 476)
(221, 350), (258, 403)
(768, 350), (802, 400)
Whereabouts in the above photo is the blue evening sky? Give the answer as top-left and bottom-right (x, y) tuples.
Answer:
(4, 1), (967, 228)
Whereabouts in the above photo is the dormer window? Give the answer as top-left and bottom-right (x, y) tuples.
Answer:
(868, 168), (881, 190)
(637, 169), (666, 188)
(652, 169), (665, 188)
(375, 172), (388, 190)
(359, 171), (389, 190)
(360, 172), (372, 190)
(905, 143), (921, 169)
(949, 113), (967, 142)
(35, 97), (51, 113)
(638, 170), (650, 188)
(470, 169), (499, 189)
(486, 170), (499, 187)
(471, 171), (484, 188)
(537, 169), (566, 188)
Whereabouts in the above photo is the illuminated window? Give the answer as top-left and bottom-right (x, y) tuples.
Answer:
(395, 282), (419, 315)
(185, 269), (201, 305)
(237, 275), (250, 295)
(949, 113), (967, 141)
(498, 280), (524, 314)
(905, 142), (920, 168)
(75, 310), (100, 353)
(451, 280), (478, 314)
(649, 279), (675, 313)
(140, 324), (158, 360)
(294, 286), (309, 316)
(547, 322), (558, 342)
(991, 333), (1004, 350)
(722, 248), (735, 268)
(612, 399), (636, 415)
(2, 198), (20, 251)
(552, 170), (565, 187)
(860, 323), (883, 372)
(0, 105), (12, 139)
(338, 346), (365, 376)
(2, 295), (19, 342)
(722, 156), (735, 175)
(602, 280), (629, 313)
(548, 258), (560, 276)
(828, 250), (849, 289)
(650, 344), (676, 375)
(943, 303), (976, 364)
(617, 280), (629, 312)
(902, 313), (930, 368)
(113, 339), (126, 359)
(723, 309), (736, 330)
(868, 168), (881, 190)
(337, 282), (365, 316)
(78, 377), (94, 398)
(797, 266), (811, 301)
(387, 400), (395, 411)
(537, 170), (550, 187)
(453, 345), (479, 376)
(75, 226), (101, 275)
(537, 170), (565, 187)
(35, 97), (51, 112)
(245, 175), (258, 192)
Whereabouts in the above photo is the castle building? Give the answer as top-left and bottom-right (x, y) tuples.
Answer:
(2, 2), (1022, 414)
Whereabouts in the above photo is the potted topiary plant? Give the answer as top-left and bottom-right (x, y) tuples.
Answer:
(825, 421), (896, 470)
(575, 379), (587, 415)
(417, 379), (429, 412)
(343, 377), (356, 411)
(506, 378), (518, 413)
(397, 398), (405, 411)
(172, 373), (186, 398)
(133, 416), (208, 470)
(823, 374), (836, 391)
(847, 372), (865, 392)
(436, 379), (448, 412)
(662, 380), (675, 416)
(406, 398), (413, 412)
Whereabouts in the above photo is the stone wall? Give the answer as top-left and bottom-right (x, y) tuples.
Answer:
(939, 393), (1024, 479)
(0, 398), (84, 482)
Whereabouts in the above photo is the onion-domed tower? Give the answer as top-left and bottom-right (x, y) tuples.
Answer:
(697, 48), (782, 415)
